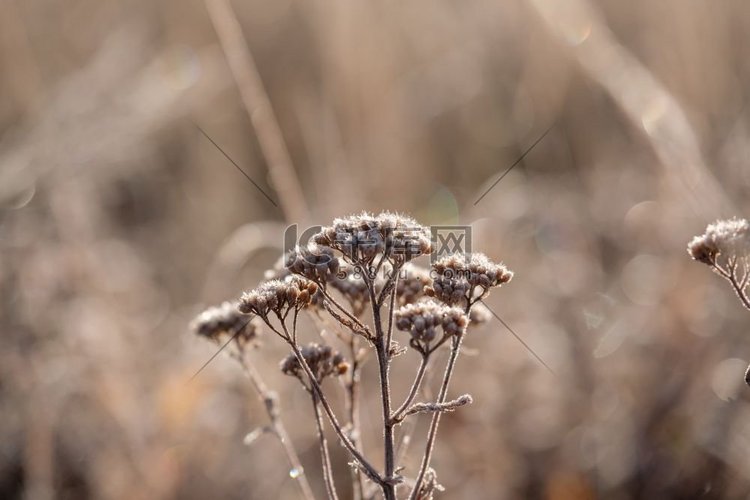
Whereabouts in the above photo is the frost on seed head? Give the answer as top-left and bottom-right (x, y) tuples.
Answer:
(688, 218), (750, 265)
(426, 252), (513, 307)
(396, 264), (432, 306)
(312, 211), (432, 265)
(191, 301), (262, 349)
(285, 244), (341, 282)
(239, 276), (319, 318)
(395, 301), (468, 354)
(280, 343), (349, 385)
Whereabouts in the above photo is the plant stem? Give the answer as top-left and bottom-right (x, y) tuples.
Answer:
(715, 262), (750, 311)
(408, 333), (465, 499)
(391, 355), (429, 423)
(278, 322), (384, 487)
(318, 286), (370, 337)
(366, 278), (397, 500)
(346, 336), (365, 500)
(312, 393), (339, 500)
(729, 273), (750, 311)
(239, 358), (316, 500)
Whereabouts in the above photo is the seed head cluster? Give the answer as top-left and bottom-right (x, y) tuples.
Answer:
(426, 253), (513, 307)
(395, 302), (468, 353)
(280, 343), (349, 384)
(285, 245), (341, 282)
(313, 211), (432, 264)
(239, 276), (319, 317)
(328, 268), (370, 316)
(688, 218), (750, 265)
(191, 301), (261, 349)
(396, 264), (432, 306)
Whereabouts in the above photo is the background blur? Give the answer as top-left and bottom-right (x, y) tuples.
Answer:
(3, 0), (750, 498)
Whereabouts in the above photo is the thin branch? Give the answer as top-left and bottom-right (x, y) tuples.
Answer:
(402, 394), (473, 418)
(277, 321), (385, 486)
(409, 334), (465, 499)
(395, 351), (440, 466)
(727, 269), (750, 311)
(321, 300), (371, 343)
(384, 282), (397, 355)
(345, 335), (366, 500)
(318, 285), (370, 337)
(391, 355), (430, 424)
(239, 357), (315, 500)
(312, 394), (339, 500)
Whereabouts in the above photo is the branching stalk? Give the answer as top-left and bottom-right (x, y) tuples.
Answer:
(278, 320), (385, 487)
(364, 273), (398, 500)
(408, 333), (466, 499)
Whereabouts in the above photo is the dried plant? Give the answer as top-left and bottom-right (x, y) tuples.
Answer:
(192, 211), (513, 499)
(688, 218), (750, 384)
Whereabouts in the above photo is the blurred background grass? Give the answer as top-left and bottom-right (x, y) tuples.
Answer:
(2, 0), (750, 498)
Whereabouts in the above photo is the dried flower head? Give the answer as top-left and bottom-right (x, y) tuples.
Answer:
(688, 218), (750, 265)
(239, 276), (319, 318)
(396, 264), (432, 306)
(285, 244), (341, 282)
(280, 343), (349, 385)
(426, 253), (513, 307)
(191, 301), (262, 350)
(395, 301), (468, 354)
(328, 266), (370, 316)
(313, 211), (432, 265)
(267, 254), (329, 309)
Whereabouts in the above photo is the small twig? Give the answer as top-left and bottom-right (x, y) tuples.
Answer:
(391, 355), (430, 424)
(713, 259), (750, 312)
(345, 335), (366, 500)
(239, 357), (315, 500)
(321, 300), (371, 343)
(276, 320), (385, 486)
(409, 333), (466, 499)
(312, 394), (339, 500)
(318, 285), (371, 337)
(394, 348), (442, 487)
(402, 394), (473, 419)
(727, 269), (750, 311)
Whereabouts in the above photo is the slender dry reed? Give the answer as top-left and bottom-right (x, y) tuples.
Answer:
(203, 0), (308, 224)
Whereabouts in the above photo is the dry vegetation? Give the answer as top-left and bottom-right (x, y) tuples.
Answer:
(3, 0), (750, 499)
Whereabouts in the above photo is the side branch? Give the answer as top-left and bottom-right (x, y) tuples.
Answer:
(239, 358), (315, 500)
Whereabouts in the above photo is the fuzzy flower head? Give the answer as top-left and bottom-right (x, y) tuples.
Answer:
(396, 264), (432, 306)
(239, 276), (318, 318)
(688, 218), (750, 265)
(280, 343), (349, 385)
(395, 301), (468, 354)
(313, 211), (432, 266)
(191, 301), (262, 350)
(327, 265), (370, 316)
(285, 244), (341, 282)
(426, 253), (513, 307)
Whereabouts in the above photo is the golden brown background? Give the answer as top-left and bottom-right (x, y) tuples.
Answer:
(2, 0), (750, 498)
